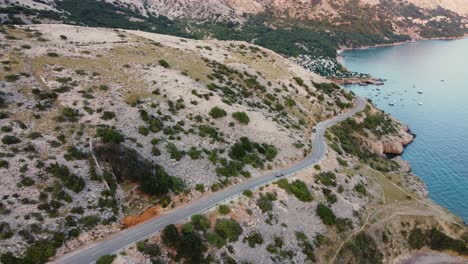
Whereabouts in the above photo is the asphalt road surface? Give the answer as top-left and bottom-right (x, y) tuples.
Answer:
(54, 95), (367, 264)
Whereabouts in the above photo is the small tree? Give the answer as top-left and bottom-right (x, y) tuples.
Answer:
(162, 224), (179, 247)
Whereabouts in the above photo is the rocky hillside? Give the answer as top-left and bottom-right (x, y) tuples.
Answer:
(0, 23), (466, 264)
(0, 23), (355, 260)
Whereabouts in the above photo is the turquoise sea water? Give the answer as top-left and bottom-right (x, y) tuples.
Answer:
(341, 38), (468, 223)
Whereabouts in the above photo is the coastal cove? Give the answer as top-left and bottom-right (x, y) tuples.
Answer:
(341, 38), (468, 223)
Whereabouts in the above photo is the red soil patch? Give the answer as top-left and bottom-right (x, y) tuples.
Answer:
(123, 206), (160, 227)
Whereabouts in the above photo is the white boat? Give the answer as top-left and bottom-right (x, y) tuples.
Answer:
(417, 91), (423, 94)
(418, 102), (423, 105)
(389, 102), (395, 106)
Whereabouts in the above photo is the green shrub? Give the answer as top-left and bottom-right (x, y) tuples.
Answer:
(96, 127), (124, 144)
(187, 147), (202, 159)
(139, 242), (160, 257)
(64, 146), (87, 161)
(322, 188), (337, 204)
(47, 52), (59, 57)
(215, 218), (243, 242)
(316, 203), (336, 226)
(256, 193), (276, 213)
(165, 142), (185, 161)
(232, 111), (250, 124)
(354, 183), (367, 196)
(339, 233), (383, 263)
(195, 183), (205, 193)
(100, 111), (115, 120)
(0, 160), (8, 168)
(408, 227), (467, 254)
(209, 106), (227, 119)
(138, 126), (149, 136)
(316, 172), (337, 186)
(162, 224), (179, 247)
(191, 214), (210, 231)
(428, 228), (467, 254)
(218, 204), (230, 215)
(408, 228), (426, 249)
(337, 157), (348, 167)
(28, 131), (43, 139)
(295, 231), (315, 262)
(206, 232), (226, 248)
(275, 179), (313, 202)
(2, 135), (20, 145)
(293, 76), (304, 86)
(158, 59), (170, 68)
(243, 231), (264, 248)
(0, 112), (9, 119)
(96, 254), (116, 264)
(79, 215), (101, 229)
(242, 189), (253, 198)
(4, 74), (19, 82)
(47, 163), (85, 193)
(21, 240), (57, 264)
(59, 107), (79, 122)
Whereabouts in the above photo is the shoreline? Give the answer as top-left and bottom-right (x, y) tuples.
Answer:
(337, 34), (468, 55)
(340, 39), (468, 225)
(334, 35), (468, 85)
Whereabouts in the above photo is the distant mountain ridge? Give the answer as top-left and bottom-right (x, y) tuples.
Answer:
(1, 0), (467, 77)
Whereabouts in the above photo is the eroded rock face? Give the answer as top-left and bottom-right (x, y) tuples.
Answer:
(364, 126), (414, 156)
(392, 156), (411, 173)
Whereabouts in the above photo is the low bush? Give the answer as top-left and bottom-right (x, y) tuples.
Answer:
(2, 135), (20, 145)
(96, 127), (124, 144)
(58, 107), (79, 122)
(218, 204), (230, 215)
(47, 163), (85, 193)
(316, 172), (337, 186)
(191, 214), (210, 231)
(215, 218), (243, 242)
(232, 111), (250, 124)
(209, 106), (227, 119)
(275, 179), (313, 202)
(339, 233), (383, 264)
(158, 59), (170, 68)
(408, 227), (467, 254)
(0, 160), (9, 168)
(243, 231), (264, 248)
(96, 254), (116, 264)
(256, 192), (277, 213)
(4, 74), (19, 82)
(100, 111), (115, 120)
(316, 203), (336, 226)
(165, 142), (185, 161)
(354, 183), (367, 196)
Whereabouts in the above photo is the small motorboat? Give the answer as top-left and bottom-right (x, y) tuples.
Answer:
(418, 102), (423, 105)
(417, 90), (423, 94)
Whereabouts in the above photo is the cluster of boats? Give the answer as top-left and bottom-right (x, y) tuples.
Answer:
(368, 85), (424, 107)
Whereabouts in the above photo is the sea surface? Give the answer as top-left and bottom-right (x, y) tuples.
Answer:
(341, 38), (468, 223)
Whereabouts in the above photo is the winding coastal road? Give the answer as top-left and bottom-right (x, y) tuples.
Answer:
(54, 96), (367, 264)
